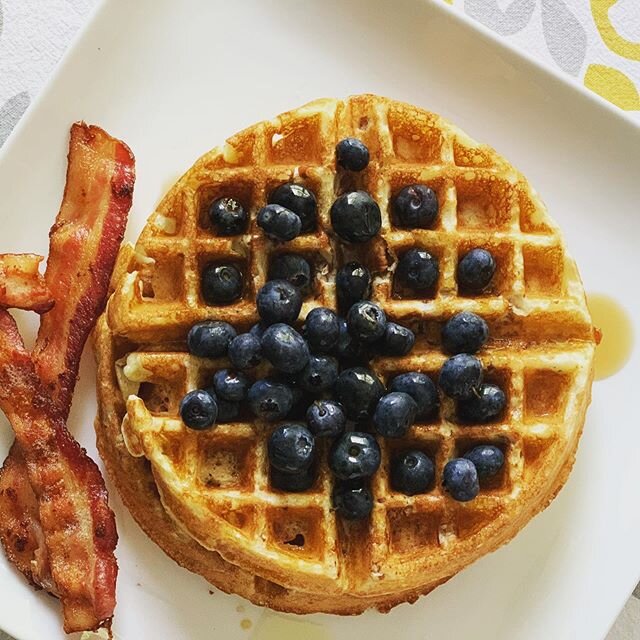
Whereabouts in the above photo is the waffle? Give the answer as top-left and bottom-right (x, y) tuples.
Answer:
(95, 95), (595, 612)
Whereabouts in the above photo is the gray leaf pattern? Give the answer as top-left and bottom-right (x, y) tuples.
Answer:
(0, 92), (31, 146)
(465, 0), (536, 36)
(541, 0), (587, 75)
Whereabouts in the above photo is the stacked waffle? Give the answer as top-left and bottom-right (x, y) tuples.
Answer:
(95, 95), (595, 613)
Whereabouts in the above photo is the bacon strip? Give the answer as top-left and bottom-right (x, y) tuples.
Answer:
(0, 253), (54, 313)
(0, 123), (134, 632)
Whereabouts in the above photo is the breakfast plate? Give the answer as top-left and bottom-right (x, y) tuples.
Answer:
(0, 1), (638, 639)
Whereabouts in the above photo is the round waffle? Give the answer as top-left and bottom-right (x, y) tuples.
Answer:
(95, 95), (595, 613)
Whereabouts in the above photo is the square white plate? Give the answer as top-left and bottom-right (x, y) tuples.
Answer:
(0, 1), (638, 639)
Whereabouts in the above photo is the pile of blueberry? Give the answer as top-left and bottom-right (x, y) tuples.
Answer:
(179, 137), (507, 520)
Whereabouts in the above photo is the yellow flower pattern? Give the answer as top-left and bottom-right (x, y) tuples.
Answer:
(445, 0), (640, 114)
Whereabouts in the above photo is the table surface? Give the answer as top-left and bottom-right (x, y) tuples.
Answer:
(0, 1), (638, 638)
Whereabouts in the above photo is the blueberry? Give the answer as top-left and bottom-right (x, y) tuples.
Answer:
(306, 399), (346, 438)
(439, 354), (483, 400)
(256, 280), (303, 325)
(179, 389), (218, 430)
(208, 197), (247, 236)
(463, 445), (505, 480)
(303, 307), (340, 353)
(388, 372), (439, 419)
(261, 324), (310, 374)
(457, 248), (496, 292)
(215, 398), (240, 423)
(269, 183), (317, 233)
(300, 355), (339, 393)
(347, 301), (387, 343)
(373, 392), (417, 438)
(330, 191), (381, 243)
(382, 322), (415, 356)
(336, 261), (371, 311)
(248, 379), (294, 421)
(257, 204), (302, 241)
(443, 458), (479, 502)
(269, 253), (312, 295)
(228, 333), (262, 370)
(268, 424), (315, 475)
(187, 321), (237, 358)
(249, 322), (267, 339)
(441, 312), (489, 355)
(395, 249), (439, 292)
(391, 451), (435, 495)
(332, 482), (373, 520)
(393, 184), (438, 229)
(335, 367), (384, 421)
(212, 369), (250, 402)
(329, 432), (381, 480)
(336, 138), (370, 172)
(201, 263), (243, 304)
(457, 383), (506, 423)
(335, 317), (370, 363)
(271, 465), (315, 492)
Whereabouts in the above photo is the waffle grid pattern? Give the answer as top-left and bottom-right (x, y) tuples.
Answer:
(107, 96), (594, 599)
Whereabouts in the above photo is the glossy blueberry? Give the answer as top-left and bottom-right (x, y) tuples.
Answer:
(457, 248), (496, 292)
(228, 333), (262, 370)
(393, 184), (438, 229)
(271, 465), (315, 493)
(268, 253), (312, 295)
(208, 196), (247, 236)
(347, 301), (387, 343)
(303, 307), (340, 353)
(212, 369), (250, 402)
(269, 183), (317, 233)
(441, 311), (489, 355)
(260, 323), (310, 374)
(336, 137), (370, 172)
(335, 367), (384, 421)
(300, 355), (339, 393)
(463, 445), (505, 480)
(249, 322), (267, 339)
(439, 354), (483, 400)
(257, 204), (302, 241)
(256, 280), (303, 326)
(330, 191), (381, 243)
(201, 263), (243, 304)
(179, 389), (218, 430)
(335, 317), (370, 363)
(306, 399), (346, 438)
(391, 451), (435, 495)
(395, 249), (439, 292)
(332, 482), (373, 520)
(336, 261), (371, 311)
(373, 392), (417, 438)
(389, 372), (439, 419)
(329, 432), (381, 480)
(187, 321), (236, 358)
(382, 322), (415, 356)
(443, 458), (480, 502)
(268, 424), (315, 474)
(247, 379), (294, 421)
(457, 383), (506, 423)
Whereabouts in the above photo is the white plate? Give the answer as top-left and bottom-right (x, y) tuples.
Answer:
(0, 1), (639, 639)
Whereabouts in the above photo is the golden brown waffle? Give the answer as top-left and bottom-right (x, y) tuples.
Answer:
(95, 95), (595, 612)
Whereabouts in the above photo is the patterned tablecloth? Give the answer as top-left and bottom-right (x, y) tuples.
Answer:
(0, 1), (638, 638)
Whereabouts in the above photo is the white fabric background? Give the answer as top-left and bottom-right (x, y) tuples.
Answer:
(0, 1), (638, 638)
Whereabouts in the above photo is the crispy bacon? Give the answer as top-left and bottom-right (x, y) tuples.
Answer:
(0, 253), (54, 313)
(0, 123), (134, 632)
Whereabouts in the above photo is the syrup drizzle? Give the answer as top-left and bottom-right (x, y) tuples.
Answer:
(587, 293), (634, 380)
